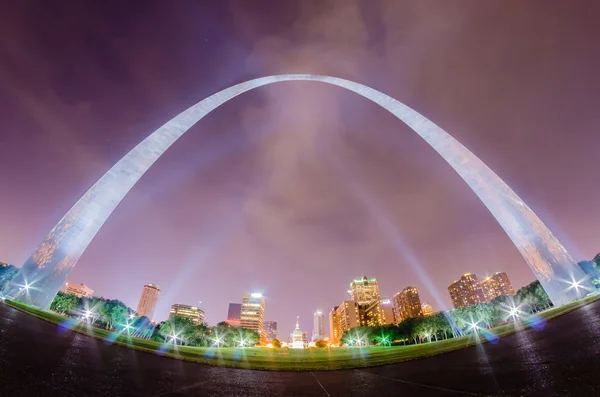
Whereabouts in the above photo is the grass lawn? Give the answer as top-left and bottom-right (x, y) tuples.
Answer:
(3, 293), (600, 371)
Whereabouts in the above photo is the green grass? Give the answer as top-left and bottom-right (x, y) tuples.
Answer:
(4, 293), (600, 371)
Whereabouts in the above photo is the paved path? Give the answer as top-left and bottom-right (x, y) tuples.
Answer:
(2, 300), (600, 396)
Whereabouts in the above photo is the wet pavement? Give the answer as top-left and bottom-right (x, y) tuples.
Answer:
(2, 300), (600, 396)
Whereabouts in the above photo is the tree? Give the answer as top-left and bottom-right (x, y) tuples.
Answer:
(315, 339), (328, 348)
(271, 338), (282, 348)
(50, 291), (80, 315)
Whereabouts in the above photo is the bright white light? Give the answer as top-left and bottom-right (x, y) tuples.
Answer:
(239, 339), (246, 347)
(23, 283), (31, 291)
(213, 337), (222, 347)
(170, 333), (181, 345)
(129, 314), (135, 320)
(469, 322), (479, 331)
(251, 293), (262, 298)
(84, 310), (92, 318)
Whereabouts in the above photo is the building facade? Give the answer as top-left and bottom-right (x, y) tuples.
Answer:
(136, 283), (161, 321)
(330, 300), (360, 345)
(226, 303), (242, 327)
(448, 273), (486, 308)
(240, 293), (265, 335)
(329, 307), (339, 344)
(380, 298), (396, 324)
(393, 286), (423, 323)
(64, 282), (94, 298)
(263, 321), (277, 342)
(169, 304), (205, 325)
(363, 300), (386, 327)
(421, 302), (434, 316)
(313, 310), (325, 341)
(349, 276), (381, 305)
(492, 272), (516, 296)
(481, 277), (502, 301)
(291, 317), (305, 349)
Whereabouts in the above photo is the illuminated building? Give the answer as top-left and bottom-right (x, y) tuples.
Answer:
(169, 304), (204, 325)
(226, 303), (242, 327)
(393, 286), (423, 323)
(363, 300), (386, 327)
(136, 284), (161, 321)
(492, 272), (516, 296)
(291, 316), (305, 349)
(380, 298), (396, 324)
(329, 307), (339, 344)
(302, 332), (309, 345)
(63, 282), (94, 298)
(263, 321), (277, 342)
(421, 302), (434, 316)
(481, 277), (502, 301)
(330, 300), (360, 345)
(448, 273), (486, 308)
(312, 310), (325, 341)
(240, 292), (265, 334)
(13, 74), (593, 310)
(349, 276), (381, 305)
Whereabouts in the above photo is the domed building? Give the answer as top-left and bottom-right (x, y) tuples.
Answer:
(291, 316), (305, 349)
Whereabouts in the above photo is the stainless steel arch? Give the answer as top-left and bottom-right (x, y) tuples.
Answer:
(9, 74), (592, 309)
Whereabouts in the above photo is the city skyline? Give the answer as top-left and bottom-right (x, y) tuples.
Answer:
(2, 2), (600, 335)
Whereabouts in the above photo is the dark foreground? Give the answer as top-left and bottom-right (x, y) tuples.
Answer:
(2, 301), (600, 396)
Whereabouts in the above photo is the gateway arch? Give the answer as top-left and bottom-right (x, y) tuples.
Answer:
(8, 74), (592, 309)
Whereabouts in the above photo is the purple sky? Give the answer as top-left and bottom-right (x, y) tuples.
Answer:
(1, 1), (600, 337)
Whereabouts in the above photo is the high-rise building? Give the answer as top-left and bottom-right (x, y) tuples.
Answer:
(136, 284), (161, 321)
(169, 304), (205, 325)
(492, 272), (516, 296)
(63, 282), (94, 298)
(312, 310), (325, 340)
(393, 286), (423, 323)
(329, 306), (339, 344)
(380, 298), (396, 324)
(481, 277), (502, 301)
(330, 300), (360, 345)
(302, 331), (309, 345)
(363, 300), (386, 327)
(448, 273), (486, 308)
(349, 276), (381, 305)
(421, 302), (434, 316)
(263, 321), (277, 342)
(240, 292), (265, 335)
(226, 303), (242, 327)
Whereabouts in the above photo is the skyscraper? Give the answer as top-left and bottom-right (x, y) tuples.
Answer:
(136, 283), (161, 321)
(226, 303), (242, 327)
(421, 302), (434, 316)
(348, 276), (381, 305)
(481, 277), (502, 301)
(448, 273), (486, 308)
(240, 292), (265, 335)
(363, 299), (386, 327)
(492, 272), (516, 296)
(392, 286), (423, 323)
(329, 307), (339, 344)
(169, 304), (205, 325)
(312, 310), (325, 341)
(330, 300), (360, 345)
(380, 298), (396, 324)
(263, 321), (277, 342)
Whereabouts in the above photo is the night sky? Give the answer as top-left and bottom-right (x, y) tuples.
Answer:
(1, 1), (600, 337)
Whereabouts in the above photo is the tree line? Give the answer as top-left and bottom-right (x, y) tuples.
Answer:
(341, 280), (555, 346)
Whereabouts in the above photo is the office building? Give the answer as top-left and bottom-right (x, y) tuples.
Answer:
(136, 283), (161, 321)
(313, 310), (325, 340)
(393, 286), (423, 323)
(169, 304), (205, 325)
(226, 303), (242, 327)
(348, 276), (381, 305)
(492, 272), (516, 296)
(240, 292), (265, 334)
(421, 302), (434, 316)
(363, 300), (386, 327)
(263, 321), (277, 342)
(63, 282), (94, 298)
(481, 277), (502, 301)
(448, 273), (486, 308)
(330, 300), (360, 345)
(380, 298), (396, 324)
(329, 307), (339, 344)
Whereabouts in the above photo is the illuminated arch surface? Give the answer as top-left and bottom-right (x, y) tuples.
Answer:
(9, 74), (592, 309)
